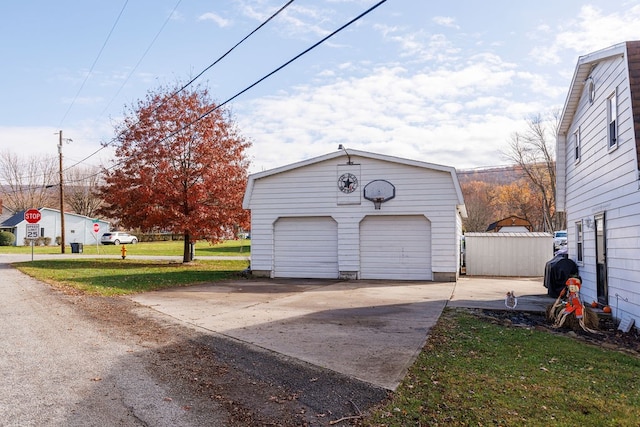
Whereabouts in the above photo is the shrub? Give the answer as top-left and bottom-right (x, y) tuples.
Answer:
(0, 231), (16, 246)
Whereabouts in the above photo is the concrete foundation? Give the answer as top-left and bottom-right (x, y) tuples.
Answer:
(433, 271), (457, 282)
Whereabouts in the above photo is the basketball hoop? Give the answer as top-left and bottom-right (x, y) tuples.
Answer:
(364, 179), (395, 210)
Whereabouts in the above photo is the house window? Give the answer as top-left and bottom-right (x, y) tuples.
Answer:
(608, 91), (617, 149)
(575, 221), (583, 264)
(573, 128), (581, 162)
(588, 78), (595, 103)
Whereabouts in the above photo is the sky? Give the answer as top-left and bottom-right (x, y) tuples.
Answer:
(3, 0), (640, 178)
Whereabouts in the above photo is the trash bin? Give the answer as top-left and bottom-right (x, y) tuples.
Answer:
(70, 242), (83, 254)
(544, 254), (577, 298)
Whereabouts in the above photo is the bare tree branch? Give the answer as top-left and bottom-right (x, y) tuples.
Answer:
(0, 151), (57, 211)
(65, 165), (104, 217)
(501, 112), (564, 231)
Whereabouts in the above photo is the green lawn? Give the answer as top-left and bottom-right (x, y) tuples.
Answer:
(7, 239), (250, 296)
(1, 239), (250, 257)
(13, 258), (248, 296)
(364, 309), (640, 426)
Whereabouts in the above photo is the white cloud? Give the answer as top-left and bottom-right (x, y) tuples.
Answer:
(532, 4), (640, 64)
(198, 12), (231, 28)
(432, 16), (459, 29)
(238, 51), (539, 173)
(0, 124), (116, 173)
(239, 1), (333, 38)
(384, 29), (461, 64)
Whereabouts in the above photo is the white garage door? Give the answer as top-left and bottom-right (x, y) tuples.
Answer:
(360, 215), (432, 280)
(274, 217), (338, 279)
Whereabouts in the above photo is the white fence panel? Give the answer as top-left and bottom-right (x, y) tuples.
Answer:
(465, 232), (553, 276)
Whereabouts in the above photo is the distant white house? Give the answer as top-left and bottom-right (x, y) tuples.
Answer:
(556, 41), (640, 328)
(242, 149), (467, 281)
(1, 208), (110, 246)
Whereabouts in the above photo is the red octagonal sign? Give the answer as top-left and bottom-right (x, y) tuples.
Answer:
(24, 208), (41, 224)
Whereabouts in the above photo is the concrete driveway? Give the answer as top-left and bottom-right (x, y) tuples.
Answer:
(132, 276), (553, 390)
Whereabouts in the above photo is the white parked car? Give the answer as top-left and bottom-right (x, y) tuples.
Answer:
(553, 230), (567, 251)
(101, 232), (138, 245)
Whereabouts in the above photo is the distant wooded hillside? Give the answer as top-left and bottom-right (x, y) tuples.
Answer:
(457, 165), (526, 186)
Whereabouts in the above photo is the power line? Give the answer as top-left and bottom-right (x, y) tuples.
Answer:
(150, 0), (390, 152)
(58, 0), (183, 176)
(57, 0), (130, 128)
(57, 0), (389, 184)
(98, 0), (183, 118)
(62, 0), (296, 174)
(168, 0), (296, 106)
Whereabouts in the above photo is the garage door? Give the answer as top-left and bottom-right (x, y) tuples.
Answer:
(274, 217), (338, 279)
(360, 215), (432, 280)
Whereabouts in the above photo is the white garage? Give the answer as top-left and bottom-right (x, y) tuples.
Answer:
(243, 149), (466, 282)
(274, 217), (338, 278)
(360, 215), (432, 280)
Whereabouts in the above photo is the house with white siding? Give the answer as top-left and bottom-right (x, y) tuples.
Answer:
(556, 41), (640, 328)
(1, 208), (110, 246)
(242, 149), (467, 281)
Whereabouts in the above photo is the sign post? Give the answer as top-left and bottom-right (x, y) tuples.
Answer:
(24, 209), (41, 261)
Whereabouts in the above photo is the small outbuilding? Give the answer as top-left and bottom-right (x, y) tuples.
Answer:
(486, 215), (534, 233)
(242, 149), (467, 281)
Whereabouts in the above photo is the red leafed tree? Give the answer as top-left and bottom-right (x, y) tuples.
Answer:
(98, 84), (251, 262)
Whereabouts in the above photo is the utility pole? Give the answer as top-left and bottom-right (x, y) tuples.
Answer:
(58, 131), (66, 254)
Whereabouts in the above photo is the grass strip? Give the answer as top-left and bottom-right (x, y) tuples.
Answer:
(13, 258), (248, 296)
(0, 239), (250, 257)
(366, 308), (640, 426)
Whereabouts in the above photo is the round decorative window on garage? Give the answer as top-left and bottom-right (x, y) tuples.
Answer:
(273, 217), (338, 279)
(359, 215), (432, 280)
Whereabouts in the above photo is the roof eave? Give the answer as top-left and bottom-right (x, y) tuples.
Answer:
(243, 149), (465, 208)
(558, 42), (628, 136)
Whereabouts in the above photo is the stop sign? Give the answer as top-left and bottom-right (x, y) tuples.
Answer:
(24, 209), (41, 224)
(93, 223), (100, 233)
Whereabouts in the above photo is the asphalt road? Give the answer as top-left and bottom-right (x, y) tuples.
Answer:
(0, 259), (225, 427)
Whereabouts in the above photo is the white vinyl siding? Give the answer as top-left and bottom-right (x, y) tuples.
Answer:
(274, 217), (338, 279)
(359, 215), (432, 280)
(244, 150), (465, 280)
(559, 43), (640, 327)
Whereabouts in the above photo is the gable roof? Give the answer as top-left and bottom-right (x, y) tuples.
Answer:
(558, 41), (640, 169)
(243, 149), (467, 216)
(486, 215), (533, 232)
(558, 42), (627, 136)
(1, 210), (29, 227)
(556, 41), (640, 213)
